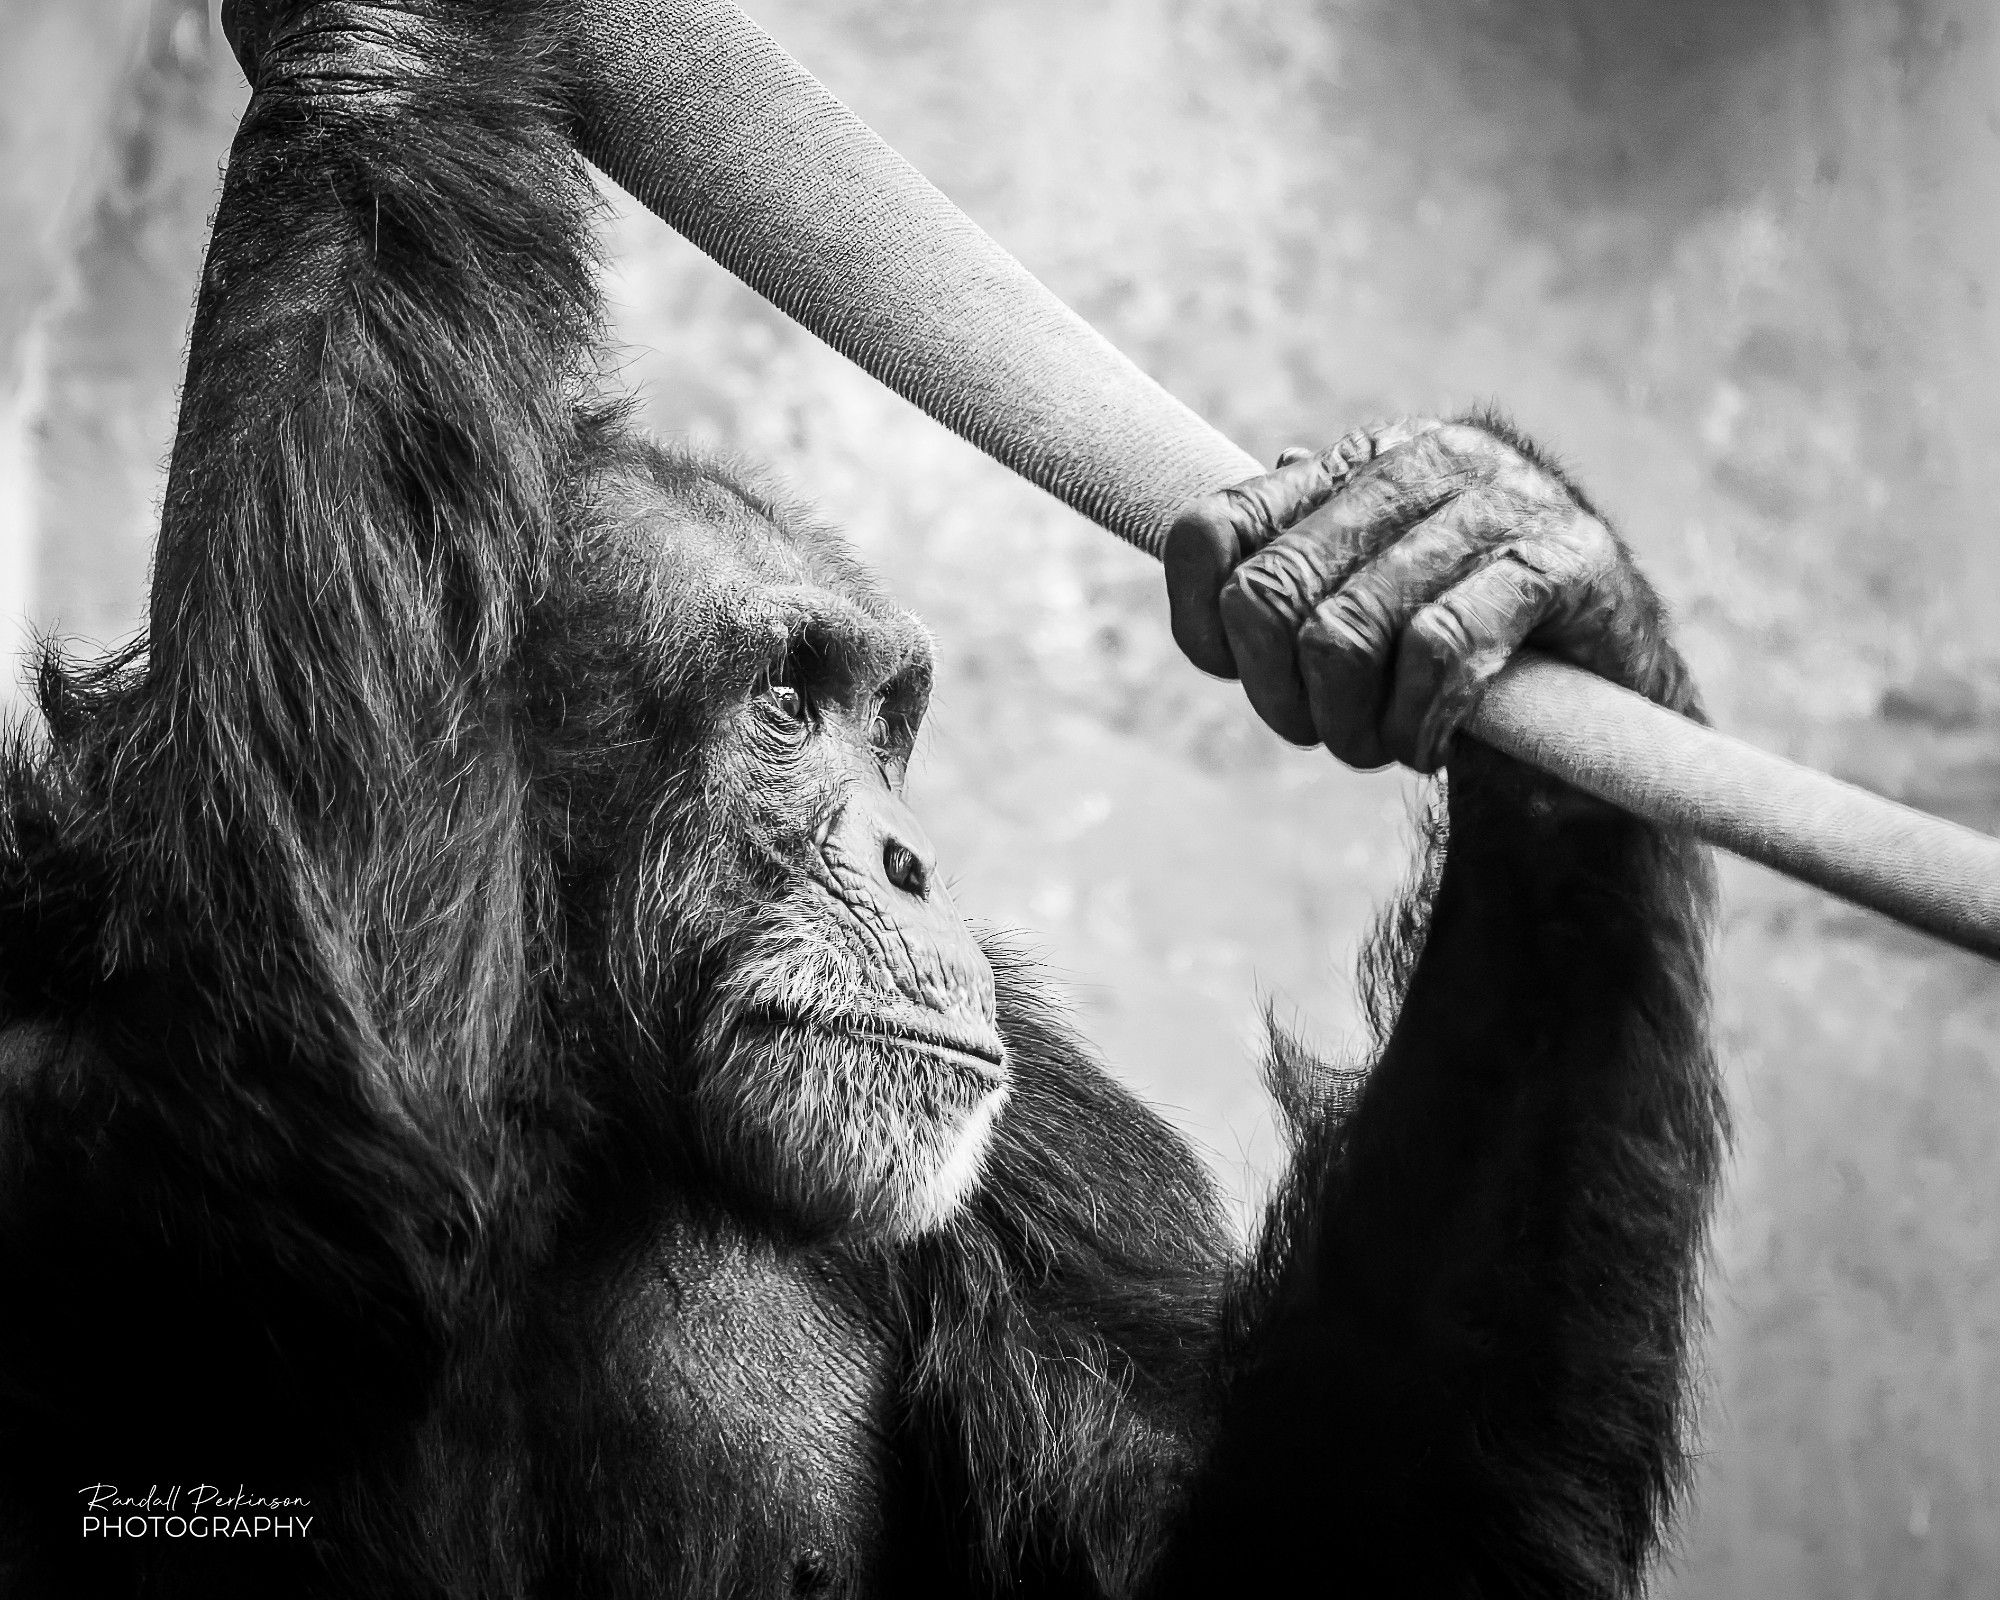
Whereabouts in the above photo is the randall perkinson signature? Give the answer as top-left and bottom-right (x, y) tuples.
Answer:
(79, 1484), (313, 1539)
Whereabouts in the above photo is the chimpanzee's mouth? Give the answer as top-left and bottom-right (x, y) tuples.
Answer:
(833, 1014), (1008, 1084)
(732, 1008), (1009, 1084)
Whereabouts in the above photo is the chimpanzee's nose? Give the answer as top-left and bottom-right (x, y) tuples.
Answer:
(883, 836), (931, 899)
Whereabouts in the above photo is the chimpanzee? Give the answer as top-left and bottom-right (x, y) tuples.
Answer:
(0, 2), (1723, 1596)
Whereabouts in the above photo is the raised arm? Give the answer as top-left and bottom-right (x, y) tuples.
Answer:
(157, 0), (594, 959)
(1146, 416), (1725, 1595)
(0, 0), (601, 1442)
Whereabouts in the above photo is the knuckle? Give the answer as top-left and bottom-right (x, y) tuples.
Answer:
(1406, 603), (1472, 663)
(1419, 424), (1508, 484)
(1509, 512), (1609, 590)
(1494, 458), (1558, 506)
(1572, 513), (1622, 570)
(1217, 483), (1261, 520)
(1512, 557), (1562, 611)
(1215, 572), (1258, 630)
(1340, 453), (1442, 530)
(1300, 587), (1387, 662)
(1503, 533), (1584, 589)
(1221, 481), (1285, 540)
(1333, 468), (1411, 531)
(1400, 428), (1461, 478)
(1217, 571), (1281, 643)
(1432, 421), (1501, 460)
(1362, 415), (1440, 458)
(1166, 495), (1236, 550)
(1332, 428), (1374, 471)
(1437, 484), (1508, 536)
(1229, 540), (1322, 618)
(1380, 428), (1493, 502)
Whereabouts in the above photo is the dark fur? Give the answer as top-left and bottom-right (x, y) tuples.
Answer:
(0, 5), (1724, 1596)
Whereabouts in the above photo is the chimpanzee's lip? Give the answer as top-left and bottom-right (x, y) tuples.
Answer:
(835, 1014), (1009, 1082)
(735, 1008), (1009, 1083)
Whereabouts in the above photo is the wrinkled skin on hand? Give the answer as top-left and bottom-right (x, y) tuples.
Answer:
(221, 0), (448, 94)
(1163, 414), (1698, 775)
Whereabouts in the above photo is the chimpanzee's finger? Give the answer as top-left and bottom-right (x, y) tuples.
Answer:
(1231, 443), (1366, 542)
(1496, 518), (1646, 690)
(1213, 428), (1487, 748)
(1293, 497), (1498, 768)
(1381, 548), (1560, 773)
(1164, 444), (1362, 679)
(1358, 415), (1447, 460)
(1216, 548), (1330, 744)
(1216, 437), (1456, 637)
(1162, 501), (1251, 679)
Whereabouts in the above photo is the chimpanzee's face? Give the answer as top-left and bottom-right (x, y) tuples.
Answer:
(554, 452), (1008, 1241)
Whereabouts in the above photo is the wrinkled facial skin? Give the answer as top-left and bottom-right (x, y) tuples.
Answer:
(570, 453), (1009, 1243)
(688, 683), (1009, 1243)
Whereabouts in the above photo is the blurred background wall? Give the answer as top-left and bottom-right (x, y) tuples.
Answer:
(0, 0), (1994, 1591)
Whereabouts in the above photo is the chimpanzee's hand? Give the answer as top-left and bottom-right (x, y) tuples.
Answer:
(1163, 416), (1694, 774)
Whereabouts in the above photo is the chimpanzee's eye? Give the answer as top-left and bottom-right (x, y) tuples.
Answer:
(870, 711), (892, 750)
(764, 679), (809, 724)
(754, 655), (814, 730)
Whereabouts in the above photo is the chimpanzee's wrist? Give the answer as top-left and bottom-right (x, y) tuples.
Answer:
(1442, 645), (1700, 857)
(1573, 564), (1704, 719)
(226, 1), (461, 103)
(1441, 740), (1615, 840)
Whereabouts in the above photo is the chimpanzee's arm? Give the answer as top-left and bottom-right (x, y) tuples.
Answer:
(905, 421), (1723, 1599)
(1144, 770), (1719, 1596)
(907, 789), (1716, 1599)
(0, 0), (597, 1417)
(1141, 418), (1726, 1596)
(155, 0), (593, 901)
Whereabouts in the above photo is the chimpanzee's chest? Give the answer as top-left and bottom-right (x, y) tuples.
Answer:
(623, 1229), (901, 1598)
